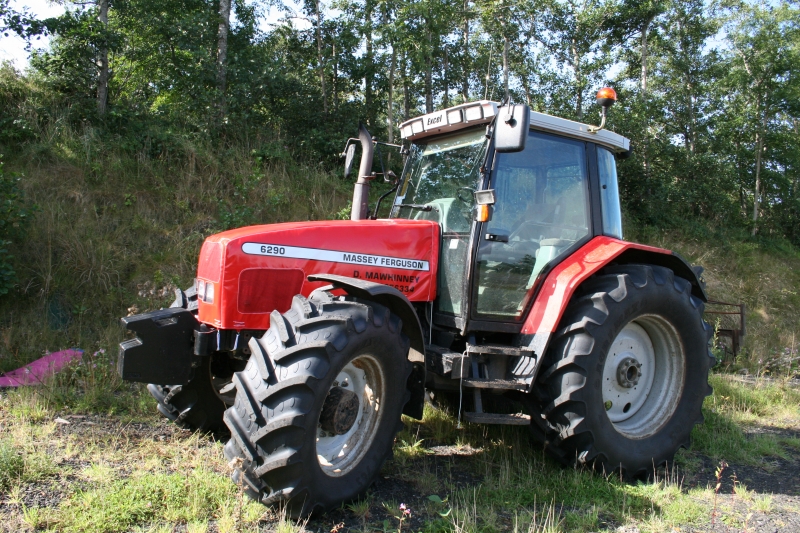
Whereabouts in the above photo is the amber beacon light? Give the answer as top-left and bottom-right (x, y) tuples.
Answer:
(589, 87), (617, 133)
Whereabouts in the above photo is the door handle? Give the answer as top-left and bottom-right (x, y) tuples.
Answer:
(485, 233), (508, 243)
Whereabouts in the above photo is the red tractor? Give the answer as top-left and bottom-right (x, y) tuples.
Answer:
(119, 90), (713, 516)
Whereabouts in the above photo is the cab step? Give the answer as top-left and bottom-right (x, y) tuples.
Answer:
(462, 378), (528, 391)
(466, 343), (534, 357)
(463, 412), (531, 425)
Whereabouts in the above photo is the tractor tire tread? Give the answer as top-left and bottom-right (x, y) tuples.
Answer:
(224, 294), (412, 516)
(534, 264), (714, 479)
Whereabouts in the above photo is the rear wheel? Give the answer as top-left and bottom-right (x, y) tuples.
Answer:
(535, 264), (713, 478)
(223, 292), (412, 517)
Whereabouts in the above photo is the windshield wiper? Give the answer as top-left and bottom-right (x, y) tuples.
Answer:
(397, 204), (438, 212)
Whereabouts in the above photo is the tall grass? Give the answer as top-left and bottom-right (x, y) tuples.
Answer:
(0, 114), (351, 407)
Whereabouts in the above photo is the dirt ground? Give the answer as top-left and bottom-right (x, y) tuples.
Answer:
(679, 425), (800, 533)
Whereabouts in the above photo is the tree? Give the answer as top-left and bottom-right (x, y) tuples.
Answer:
(724, 2), (798, 234)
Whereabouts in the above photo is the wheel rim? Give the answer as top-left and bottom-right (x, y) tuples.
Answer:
(316, 355), (385, 477)
(602, 315), (686, 439)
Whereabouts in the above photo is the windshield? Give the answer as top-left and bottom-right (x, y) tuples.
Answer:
(392, 127), (488, 316)
(392, 128), (488, 233)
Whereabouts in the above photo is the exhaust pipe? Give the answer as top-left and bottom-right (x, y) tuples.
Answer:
(350, 124), (374, 221)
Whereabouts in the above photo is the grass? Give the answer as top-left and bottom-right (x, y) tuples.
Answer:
(0, 116), (354, 386)
(2, 374), (796, 532)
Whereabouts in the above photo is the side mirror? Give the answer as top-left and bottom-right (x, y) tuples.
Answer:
(495, 104), (530, 153)
(343, 143), (357, 179)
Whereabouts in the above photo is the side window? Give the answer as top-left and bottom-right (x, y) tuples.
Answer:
(473, 132), (589, 319)
(598, 147), (623, 239)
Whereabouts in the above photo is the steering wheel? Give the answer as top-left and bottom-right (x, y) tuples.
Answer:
(509, 220), (549, 242)
(510, 220), (587, 243)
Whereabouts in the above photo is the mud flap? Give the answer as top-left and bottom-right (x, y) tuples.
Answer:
(118, 308), (199, 384)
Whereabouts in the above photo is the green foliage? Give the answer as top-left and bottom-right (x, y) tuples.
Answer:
(4, 0), (793, 242)
(0, 155), (31, 295)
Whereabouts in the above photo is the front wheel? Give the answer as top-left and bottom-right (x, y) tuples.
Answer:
(223, 292), (412, 517)
(535, 264), (714, 478)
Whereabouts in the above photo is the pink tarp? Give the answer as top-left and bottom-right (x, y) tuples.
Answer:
(0, 349), (84, 387)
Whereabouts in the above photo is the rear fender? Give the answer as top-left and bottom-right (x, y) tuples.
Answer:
(308, 273), (426, 420)
(520, 236), (706, 388)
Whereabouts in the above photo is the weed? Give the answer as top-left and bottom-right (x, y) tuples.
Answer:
(186, 521), (210, 533)
(512, 498), (563, 533)
(21, 505), (48, 530)
(752, 493), (773, 513)
(394, 433), (427, 467)
(0, 439), (23, 490)
(712, 460), (727, 526)
(347, 498), (372, 533)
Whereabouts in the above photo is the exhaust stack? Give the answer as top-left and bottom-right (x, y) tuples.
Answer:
(350, 124), (375, 221)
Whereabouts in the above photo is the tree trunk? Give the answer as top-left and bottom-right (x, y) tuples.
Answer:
(364, 0), (375, 126)
(794, 119), (799, 197)
(216, 0), (231, 114)
(752, 101), (769, 236)
(686, 76), (696, 153)
(641, 16), (653, 187)
(97, 0), (109, 116)
(387, 44), (396, 144)
(443, 47), (449, 108)
(640, 16), (653, 97)
(522, 22), (534, 106)
(462, 0), (469, 101)
(425, 24), (433, 113)
(571, 38), (582, 120)
(403, 52), (410, 121)
(333, 41), (338, 112)
(315, 0), (327, 114)
(503, 35), (509, 101)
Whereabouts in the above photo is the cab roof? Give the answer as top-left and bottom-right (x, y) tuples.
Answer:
(399, 100), (630, 154)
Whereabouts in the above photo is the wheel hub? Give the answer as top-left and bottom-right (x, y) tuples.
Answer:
(616, 357), (642, 388)
(316, 357), (384, 477)
(320, 387), (359, 435)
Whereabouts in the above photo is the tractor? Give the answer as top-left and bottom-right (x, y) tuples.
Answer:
(118, 89), (714, 516)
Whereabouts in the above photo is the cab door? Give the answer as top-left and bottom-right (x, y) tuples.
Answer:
(470, 131), (593, 326)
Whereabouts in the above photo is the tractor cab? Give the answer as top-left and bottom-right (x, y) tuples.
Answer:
(392, 98), (629, 333)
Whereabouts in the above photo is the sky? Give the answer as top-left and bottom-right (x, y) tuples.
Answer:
(0, 0), (64, 69)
